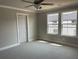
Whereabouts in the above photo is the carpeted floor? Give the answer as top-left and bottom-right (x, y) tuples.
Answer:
(0, 41), (78, 59)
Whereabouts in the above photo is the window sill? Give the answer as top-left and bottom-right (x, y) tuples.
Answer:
(60, 35), (77, 38)
(47, 33), (77, 38)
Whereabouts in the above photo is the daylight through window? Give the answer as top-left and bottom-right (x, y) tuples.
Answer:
(47, 11), (77, 37)
(61, 11), (77, 36)
(47, 13), (59, 34)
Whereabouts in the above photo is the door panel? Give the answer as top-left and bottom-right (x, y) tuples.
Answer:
(17, 15), (27, 43)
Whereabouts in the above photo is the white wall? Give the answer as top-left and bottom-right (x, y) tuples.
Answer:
(28, 14), (37, 41)
(0, 7), (37, 48)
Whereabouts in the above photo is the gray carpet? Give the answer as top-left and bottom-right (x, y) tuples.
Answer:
(0, 41), (78, 59)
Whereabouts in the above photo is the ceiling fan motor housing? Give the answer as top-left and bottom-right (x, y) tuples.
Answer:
(34, 0), (44, 4)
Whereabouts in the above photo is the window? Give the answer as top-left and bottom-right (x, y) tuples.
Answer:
(47, 13), (59, 34)
(61, 11), (77, 36)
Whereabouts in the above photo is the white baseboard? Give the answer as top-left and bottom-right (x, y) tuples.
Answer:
(0, 43), (20, 51)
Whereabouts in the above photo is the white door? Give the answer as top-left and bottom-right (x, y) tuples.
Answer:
(17, 15), (27, 43)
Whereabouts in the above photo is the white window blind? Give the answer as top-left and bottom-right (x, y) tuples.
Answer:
(47, 13), (59, 34)
(61, 11), (77, 36)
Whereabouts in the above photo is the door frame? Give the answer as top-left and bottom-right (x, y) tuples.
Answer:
(16, 13), (29, 43)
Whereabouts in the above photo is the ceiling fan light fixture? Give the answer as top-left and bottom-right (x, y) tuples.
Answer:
(34, 4), (42, 9)
(39, 6), (42, 9)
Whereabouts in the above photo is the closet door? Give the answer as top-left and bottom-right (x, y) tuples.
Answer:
(17, 14), (27, 43)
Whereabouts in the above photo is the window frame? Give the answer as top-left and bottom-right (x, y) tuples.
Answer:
(60, 10), (77, 37)
(47, 13), (59, 35)
(47, 10), (78, 38)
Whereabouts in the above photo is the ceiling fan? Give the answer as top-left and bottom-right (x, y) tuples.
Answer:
(22, 0), (54, 9)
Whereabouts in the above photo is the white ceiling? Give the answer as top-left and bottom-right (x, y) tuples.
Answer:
(0, 0), (77, 12)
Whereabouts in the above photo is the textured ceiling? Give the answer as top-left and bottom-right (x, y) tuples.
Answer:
(0, 0), (78, 12)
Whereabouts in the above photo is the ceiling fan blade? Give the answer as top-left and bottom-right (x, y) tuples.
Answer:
(22, 0), (33, 4)
(25, 5), (34, 8)
(41, 3), (54, 5)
